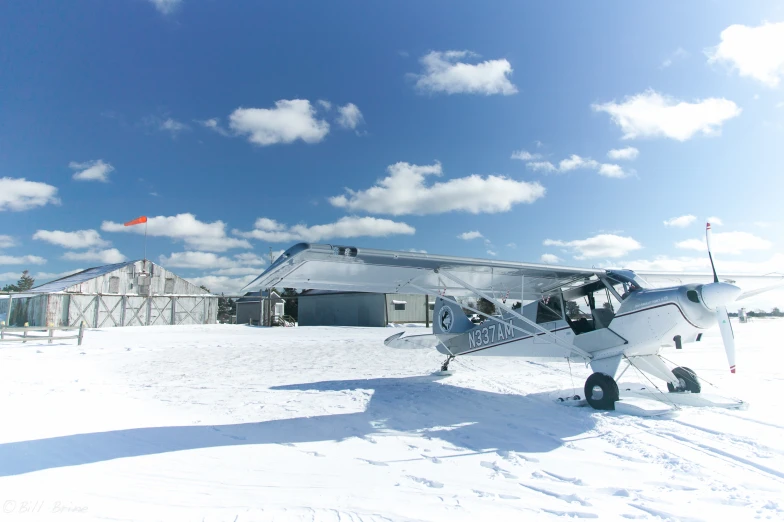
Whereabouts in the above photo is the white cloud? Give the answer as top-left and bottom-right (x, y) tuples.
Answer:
(544, 234), (643, 260)
(160, 118), (189, 136)
(101, 213), (251, 252)
(660, 47), (688, 69)
(592, 89), (742, 141)
(69, 160), (115, 182)
(149, 0), (182, 14)
(336, 103), (364, 130)
(0, 235), (15, 248)
(317, 100), (332, 111)
(159, 251), (265, 270)
(0, 177), (60, 211)
(33, 229), (109, 249)
(0, 254), (46, 265)
(214, 267), (266, 277)
(754, 221), (773, 228)
(235, 216), (416, 243)
(523, 154), (628, 178)
(458, 231), (483, 241)
(663, 215), (696, 228)
(412, 50), (518, 96)
(187, 275), (257, 295)
(676, 231), (772, 255)
(540, 254), (562, 264)
(607, 147), (639, 160)
(198, 118), (230, 136)
(63, 249), (126, 264)
(408, 249), (428, 254)
(506, 243), (517, 249)
(707, 216), (723, 226)
(511, 150), (541, 161)
(0, 269), (81, 284)
(487, 250), (497, 257)
(229, 99), (330, 146)
(330, 162), (545, 215)
(527, 161), (557, 172)
(706, 22), (784, 87)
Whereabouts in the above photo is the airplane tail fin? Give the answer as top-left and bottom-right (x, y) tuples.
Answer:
(432, 296), (476, 335)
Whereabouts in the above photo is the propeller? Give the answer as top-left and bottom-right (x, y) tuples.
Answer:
(704, 222), (740, 373)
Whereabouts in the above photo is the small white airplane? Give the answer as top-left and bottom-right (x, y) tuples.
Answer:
(248, 223), (783, 412)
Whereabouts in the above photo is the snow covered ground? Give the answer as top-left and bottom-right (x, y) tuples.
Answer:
(1, 319), (783, 522)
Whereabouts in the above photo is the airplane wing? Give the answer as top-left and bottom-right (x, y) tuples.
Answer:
(245, 243), (605, 301)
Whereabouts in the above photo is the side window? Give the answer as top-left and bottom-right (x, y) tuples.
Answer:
(536, 295), (563, 323)
(108, 276), (120, 293)
(164, 278), (175, 294)
(393, 300), (406, 311)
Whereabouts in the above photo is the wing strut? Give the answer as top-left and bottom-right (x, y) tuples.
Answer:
(435, 269), (593, 361)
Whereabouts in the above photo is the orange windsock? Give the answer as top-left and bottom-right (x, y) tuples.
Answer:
(124, 216), (148, 226)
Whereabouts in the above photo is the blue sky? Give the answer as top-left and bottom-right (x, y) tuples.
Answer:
(1, 1), (783, 305)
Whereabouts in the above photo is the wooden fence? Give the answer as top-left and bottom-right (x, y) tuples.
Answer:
(0, 324), (85, 345)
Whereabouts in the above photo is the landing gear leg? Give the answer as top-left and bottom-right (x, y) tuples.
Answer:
(433, 355), (455, 376)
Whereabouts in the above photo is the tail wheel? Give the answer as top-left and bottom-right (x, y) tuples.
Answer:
(584, 372), (619, 410)
(667, 366), (701, 393)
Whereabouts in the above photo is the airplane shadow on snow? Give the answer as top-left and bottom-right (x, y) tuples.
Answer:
(0, 376), (596, 477)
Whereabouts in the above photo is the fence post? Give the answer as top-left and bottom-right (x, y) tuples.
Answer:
(48, 324), (53, 344)
(78, 322), (84, 346)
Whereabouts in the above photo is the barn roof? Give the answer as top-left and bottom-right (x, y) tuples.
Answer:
(29, 260), (138, 293)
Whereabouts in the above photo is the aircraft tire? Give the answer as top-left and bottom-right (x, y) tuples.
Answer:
(584, 372), (619, 410)
(667, 366), (701, 393)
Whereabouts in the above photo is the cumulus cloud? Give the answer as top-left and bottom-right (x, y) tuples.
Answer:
(101, 213), (251, 252)
(676, 231), (772, 254)
(707, 216), (723, 226)
(63, 249), (126, 264)
(33, 229), (109, 249)
(458, 231), (483, 241)
(159, 251), (266, 270)
(544, 234), (643, 260)
(160, 118), (189, 136)
(229, 99), (330, 146)
(663, 215), (696, 228)
(198, 118), (230, 136)
(187, 275), (257, 294)
(69, 160), (115, 182)
(621, 253), (784, 275)
(706, 22), (784, 87)
(0, 269), (82, 285)
(148, 0), (182, 14)
(412, 50), (518, 96)
(540, 254), (562, 264)
(592, 89), (741, 141)
(0, 254), (47, 265)
(234, 216), (415, 243)
(330, 162), (545, 215)
(511, 150), (542, 161)
(336, 103), (364, 130)
(523, 154), (629, 178)
(0, 177), (60, 211)
(0, 235), (15, 248)
(607, 147), (639, 160)
(487, 250), (497, 256)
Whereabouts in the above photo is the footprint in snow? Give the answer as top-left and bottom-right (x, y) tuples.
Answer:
(480, 461), (518, 479)
(407, 476), (444, 488)
(357, 458), (388, 466)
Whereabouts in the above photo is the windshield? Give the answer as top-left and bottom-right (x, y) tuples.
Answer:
(606, 270), (650, 290)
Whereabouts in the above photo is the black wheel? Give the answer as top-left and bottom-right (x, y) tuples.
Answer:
(667, 366), (701, 393)
(584, 372), (619, 410)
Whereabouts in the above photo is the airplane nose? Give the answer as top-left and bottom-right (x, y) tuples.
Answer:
(699, 282), (742, 310)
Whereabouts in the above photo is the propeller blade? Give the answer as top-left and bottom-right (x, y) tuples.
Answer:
(706, 222), (719, 283)
(716, 306), (736, 373)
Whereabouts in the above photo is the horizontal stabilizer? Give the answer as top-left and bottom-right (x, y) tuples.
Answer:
(383, 332), (444, 349)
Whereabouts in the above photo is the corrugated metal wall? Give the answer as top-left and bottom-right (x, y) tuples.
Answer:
(298, 293), (387, 327)
(58, 260), (206, 296)
(385, 294), (433, 324)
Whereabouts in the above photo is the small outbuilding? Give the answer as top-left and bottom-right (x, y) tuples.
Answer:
(297, 291), (434, 327)
(2, 260), (217, 327)
(235, 290), (284, 326)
